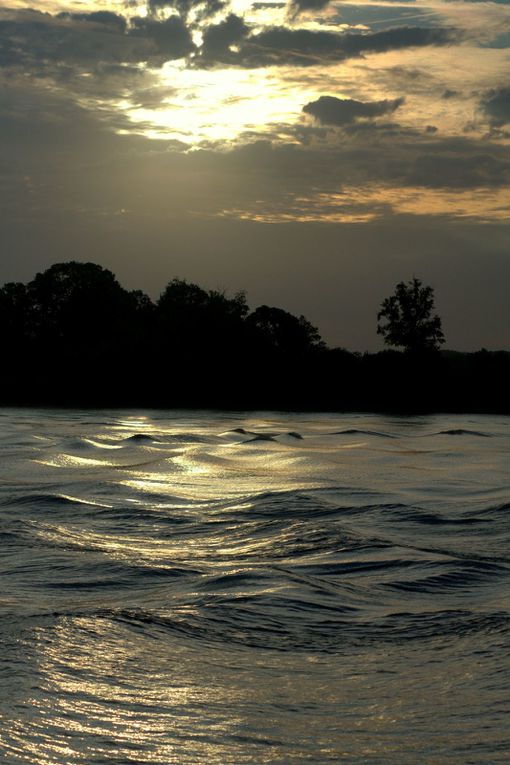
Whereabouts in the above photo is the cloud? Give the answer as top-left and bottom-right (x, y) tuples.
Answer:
(407, 146), (510, 188)
(57, 11), (128, 32)
(130, 16), (195, 61)
(342, 26), (458, 55)
(288, 0), (331, 17)
(0, 8), (458, 74)
(0, 9), (195, 70)
(228, 134), (510, 192)
(147, 0), (226, 20)
(303, 96), (405, 126)
(199, 24), (459, 67)
(201, 13), (249, 59)
(482, 87), (510, 125)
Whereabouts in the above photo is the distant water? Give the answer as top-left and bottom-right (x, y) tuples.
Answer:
(1, 409), (510, 764)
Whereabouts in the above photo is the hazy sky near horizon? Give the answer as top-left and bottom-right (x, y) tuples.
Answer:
(1, 0), (510, 350)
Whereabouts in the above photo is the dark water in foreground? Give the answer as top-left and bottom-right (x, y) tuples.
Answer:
(1, 409), (510, 764)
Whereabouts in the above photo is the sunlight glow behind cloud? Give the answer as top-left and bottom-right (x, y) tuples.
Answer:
(124, 63), (315, 142)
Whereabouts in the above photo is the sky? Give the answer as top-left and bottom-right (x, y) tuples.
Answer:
(1, 0), (510, 350)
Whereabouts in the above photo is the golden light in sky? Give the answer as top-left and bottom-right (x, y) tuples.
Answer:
(123, 64), (312, 143)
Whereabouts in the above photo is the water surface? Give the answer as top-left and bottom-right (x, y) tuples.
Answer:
(1, 409), (509, 763)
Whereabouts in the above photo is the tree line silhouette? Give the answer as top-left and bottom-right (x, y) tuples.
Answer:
(1, 261), (508, 412)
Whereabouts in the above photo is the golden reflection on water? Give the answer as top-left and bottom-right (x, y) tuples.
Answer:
(114, 416), (152, 431)
(6, 617), (268, 764)
(2, 610), (504, 765)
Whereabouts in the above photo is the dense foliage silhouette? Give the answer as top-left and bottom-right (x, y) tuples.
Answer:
(377, 278), (445, 353)
(1, 262), (508, 412)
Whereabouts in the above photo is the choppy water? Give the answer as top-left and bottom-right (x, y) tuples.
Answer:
(1, 409), (510, 764)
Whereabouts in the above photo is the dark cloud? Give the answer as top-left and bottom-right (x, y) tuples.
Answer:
(38, 61), (158, 107)
(339, 26), (459, 58)
(303, 95), (404, 126)
(482, 87), (510, 125)
(201, 13), (250, 59)
(199, 24), (459, 66)
(147, 0), (226, 20)
(327, 3), (433, 32)
(130, 15), (195, 60)
(246, 135), (510, 190)
(0, 9), (458, 74)
(0, 9), (195, 70)
(57, 11), (127, 32)
(341, 121), (419, 138)
(288, 0), (331, 17)
(0, 10), (129, 67)
(408, 148), (510, 187)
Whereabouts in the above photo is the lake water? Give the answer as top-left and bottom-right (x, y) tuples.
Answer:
(1, 409), (509, 764)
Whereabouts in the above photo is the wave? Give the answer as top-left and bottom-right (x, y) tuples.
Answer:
(328, 429), (396, 438)
(386, 558), (508, 592)
(125, 433), (161, 442)
(0, 493), (109, 509)
(226, 428), (304, 442)
(432, 429), (493, 437)
(60, 437), (123, 451)
(97, 600), (510, 652)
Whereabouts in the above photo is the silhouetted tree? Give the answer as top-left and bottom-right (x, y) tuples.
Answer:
(28, 261), (132, 348)
(377, 278), (444, 353)
(247, 305), (325, 356)
(19, 262), (150, 403)
(127, 289), (156, 343)
(0, 282), (31, 349)
(157, 279), (248, 352)
(155, 279), (250, 403)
